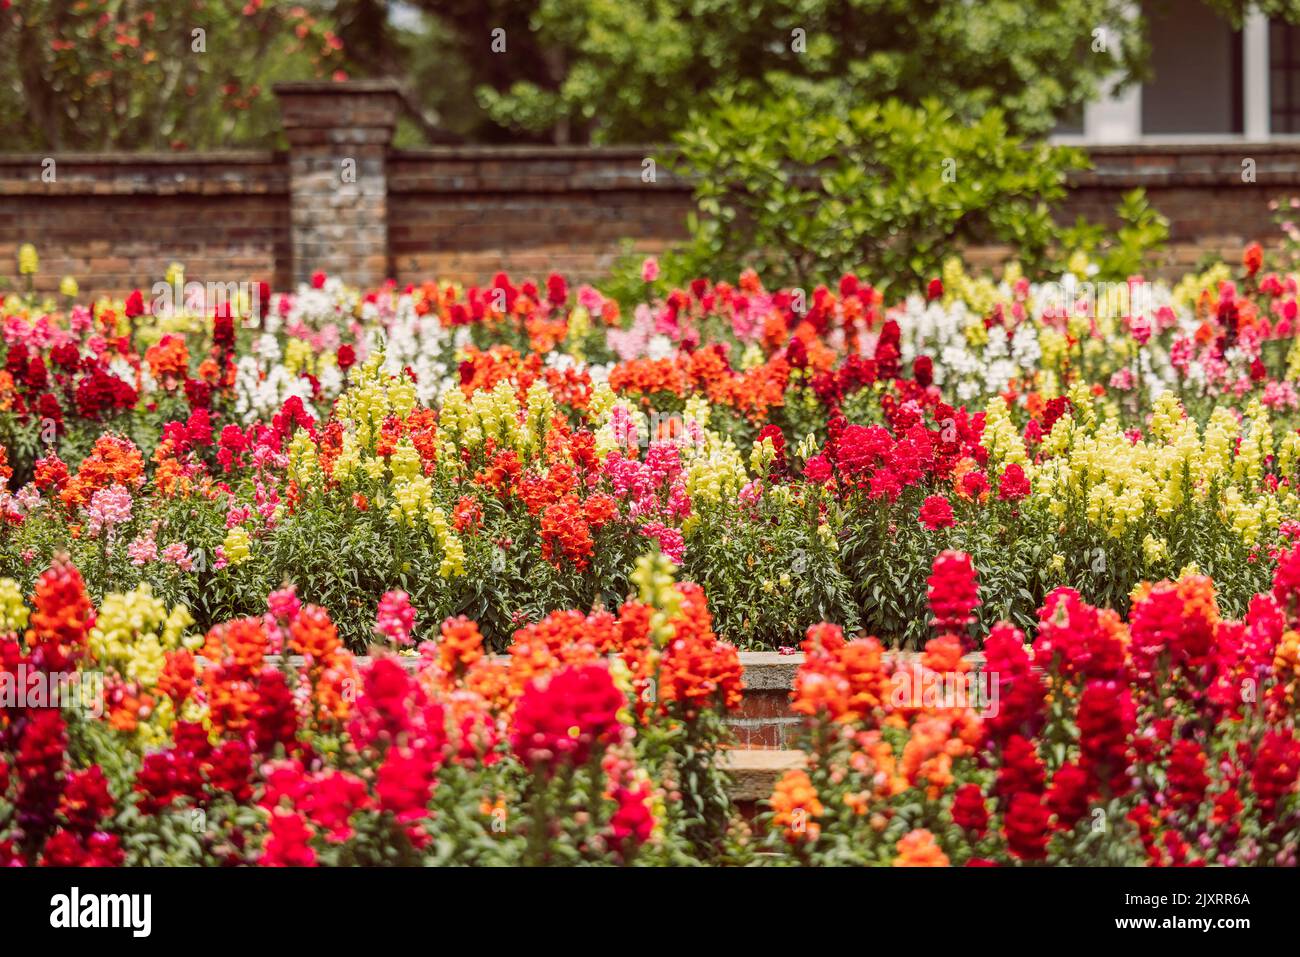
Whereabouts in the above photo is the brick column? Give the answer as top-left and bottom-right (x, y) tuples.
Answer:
(275, 80), (400, 287)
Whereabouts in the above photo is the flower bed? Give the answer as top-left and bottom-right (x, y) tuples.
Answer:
(1, 552), (746, 865)
(2, 245), (1300, 865)
(2, 251), (1298, 651)
(1, 545), (1298, 865)
(772, 548), (1300, 865)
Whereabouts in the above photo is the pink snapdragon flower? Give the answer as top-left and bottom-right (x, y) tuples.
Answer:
(161, 542), (195, 572)
(127, 533), (158, 566)
(268, 585), (302, 623)
(640, 522), (685, 563)
(84, 484), (133, 536)
(376, 590), (417, 646)
(14, 484), (41, 512)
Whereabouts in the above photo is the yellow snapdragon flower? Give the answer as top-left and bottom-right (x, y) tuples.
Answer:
(288, 429), (322, 490)
(1142, 535), (1169, 567)
(222, 526), (252, 565)
(283, 338), (314, 376)
(17, 243), (38, 275)
(389, 438), (422, 484)
(90, 586), (196, 687)
(428, 507), (467, 577)
(390, 475), (433, 526)
(0, 578), (29, 634)
(981, 397), (1029, 469)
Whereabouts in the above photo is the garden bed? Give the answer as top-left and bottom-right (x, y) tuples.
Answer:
(1, 249), (1299, 865)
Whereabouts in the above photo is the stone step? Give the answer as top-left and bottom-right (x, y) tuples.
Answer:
(721, 748), (807, 802)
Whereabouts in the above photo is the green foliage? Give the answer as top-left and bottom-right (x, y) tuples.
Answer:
(682, 487), (860, 647)
(470, 0), (1146, 143)
(663, 96), (1086, 292)
(1202, 0), (1300, 26)
(1058, 188), (1170, 282)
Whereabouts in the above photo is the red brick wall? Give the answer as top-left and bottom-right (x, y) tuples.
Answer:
(1054, 143), (1300, 276)
(0, 153), (290, 300)
(2, 109), (1297, 298)
(387, 147), (690, 285)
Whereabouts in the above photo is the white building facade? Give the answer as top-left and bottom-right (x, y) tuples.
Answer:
(1058, 1), (1295, 143)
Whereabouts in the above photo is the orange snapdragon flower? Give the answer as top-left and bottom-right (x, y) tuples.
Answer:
(894, 828), (950, 867)
(145, 335), (190, 385)
(899, 714), (970, 798)
(107, 688), (157, 734)
(202, 616), (270, 678)
(791, 624), (889, 725)
(433, 615), (486, 678)
(608, 357), (687, 398)
(59, 434), (145, 509)
(851, 730), (908, 798)
(289, 604), (356, 722)
(770, 769), (823, 843)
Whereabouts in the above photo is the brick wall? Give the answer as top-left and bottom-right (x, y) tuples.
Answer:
(1, 82), (1297, 298)
(1058, 143), (1300, 275)
(388, 147), (688, 285)
(0, 152), (290, 298)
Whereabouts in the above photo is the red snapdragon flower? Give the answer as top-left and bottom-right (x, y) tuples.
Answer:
(1244, 242), (1264, 277)
(927, 550), (980, 636)
(1045, 761), (1092, 829)
(1251, 730), (1300, 815)
(57, 766), (115, 832)
(261, 809), (317, 867)
(510, 664), (625, 770)
(123, 289), (145, 318)
(918, 494), (955, 530)
(1076, 680), (1136, 793)
(376, 746), (437, 823)
(1166, 740), (1210, 811)
(997, 462), (1030, 501)
(1003, 792), (1052, 860)
(995, 734), (1045, 800)
(40, 829), (124, 866)
(981, 623), (1046, 742)
(609, 785), (655, 849)
(950, 783), (988, 835)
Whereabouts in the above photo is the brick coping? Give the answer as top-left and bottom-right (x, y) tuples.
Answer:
(1083, 140), (1300, 156)
(273, 80), (403, 95)
(391, 145), (673, 161)
(0, 151), (282, 166)
(6, 139), (1291, 168)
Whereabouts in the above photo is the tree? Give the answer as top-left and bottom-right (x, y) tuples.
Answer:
(0, 1), (349, 151)
(458, 0), (1152, 144)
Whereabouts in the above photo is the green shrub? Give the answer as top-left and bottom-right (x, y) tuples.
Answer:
(662, 96), (1087, 292)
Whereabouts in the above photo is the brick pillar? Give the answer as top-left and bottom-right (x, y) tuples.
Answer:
(275, 80), (401, 287)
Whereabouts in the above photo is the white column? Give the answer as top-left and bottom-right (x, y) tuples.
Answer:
(1084, 73), (1143, 143)
(1083, 15), (1143, 144)
(1244, 11), (1270, 139)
